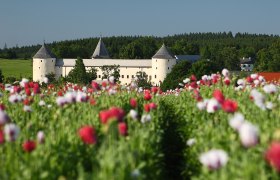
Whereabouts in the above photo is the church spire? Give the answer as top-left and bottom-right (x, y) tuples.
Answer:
(91, 37), (110, 59)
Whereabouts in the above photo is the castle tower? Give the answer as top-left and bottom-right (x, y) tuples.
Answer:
(152, 44), (176, 85)
(33, 43), (56, 82)
(91, 38), (110, 59)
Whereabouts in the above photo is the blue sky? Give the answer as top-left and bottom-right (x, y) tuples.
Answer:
(1, 0), (280, 48)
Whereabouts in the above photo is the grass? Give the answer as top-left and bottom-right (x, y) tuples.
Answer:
(0, 59), (32, 79)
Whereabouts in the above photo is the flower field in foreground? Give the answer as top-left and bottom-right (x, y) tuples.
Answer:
(0, 70), (279, 179)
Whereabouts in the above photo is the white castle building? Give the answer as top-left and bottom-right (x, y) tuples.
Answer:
(33, 38), (177, 85)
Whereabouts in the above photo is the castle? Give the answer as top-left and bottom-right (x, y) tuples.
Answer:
(33, 38), (177, 85)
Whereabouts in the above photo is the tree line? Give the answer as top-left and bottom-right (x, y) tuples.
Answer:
(1, 32), (280, 71)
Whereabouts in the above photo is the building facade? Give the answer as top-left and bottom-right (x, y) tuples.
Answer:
(240, 57), (254, 71)
(33, 38), (176, 85)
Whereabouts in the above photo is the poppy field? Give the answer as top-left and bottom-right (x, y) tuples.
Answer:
(0, 69), (279, 179)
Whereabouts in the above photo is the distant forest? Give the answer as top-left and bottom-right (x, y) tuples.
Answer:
(1, 32), (280, 71)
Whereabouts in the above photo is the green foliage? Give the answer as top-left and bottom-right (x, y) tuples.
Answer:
(254, 40), (280, 72)
(0, 69), (4, 83)
(0, 59), (32, 79)
(160, 61), (192, 91)
(135, 71), (152, 89)
(45, 73), (56, 83)
(67, 57), (88, 84)
(4, 76), (17, 83)
(87, 67), (97, 82)
(218, 47), (239, 70)
(189, 60), (219, 79)
(101, 65), (120, 82)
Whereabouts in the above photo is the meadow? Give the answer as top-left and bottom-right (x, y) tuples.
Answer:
(0, 59), (32, 79)
(0, 70), (279, 179)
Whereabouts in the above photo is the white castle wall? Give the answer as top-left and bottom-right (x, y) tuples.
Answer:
(152, 58), (176, 85)
(54, 59), (154, 85)
(33, 58), (56, 82)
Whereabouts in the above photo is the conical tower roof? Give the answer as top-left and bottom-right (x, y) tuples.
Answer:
(33, 43), (56, 59)
(152, 44), (174, 59)
(91, 38), (110, 59)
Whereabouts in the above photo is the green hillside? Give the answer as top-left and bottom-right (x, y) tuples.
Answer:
(0, 59), (32, 79)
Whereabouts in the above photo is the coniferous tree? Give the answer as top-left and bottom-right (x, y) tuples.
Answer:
(67, 57), (88, 84)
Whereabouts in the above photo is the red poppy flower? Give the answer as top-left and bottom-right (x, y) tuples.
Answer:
(222, 99), (238, 113)
(78, 126), (97, 145)
(144, 104), (150, 112)
(149, 102), (157, 110)
(0, 103), (5, 111)
(224, 78), (230, 86)
(99, 107), (125, 124)
(144, 93), (152, 101)
(151, 87), (158, 94)
(213, 90), (225, 104)
(22, 140), (36, 152)
(130, 98), (137, 108)
(0, 130), (4, 144)
(118, 122), (128, 136)
(190, 75), (197, 81)
(265, 142), (280, 172)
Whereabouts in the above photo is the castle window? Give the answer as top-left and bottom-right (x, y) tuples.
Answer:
(155, 75), (157, 79)
(168, 67), (170, 70)
(39, 67), (40, 69)
(41, 60), (42, 62)
(156, 67), (157, 69)
(126, 67), (127, 69)
(132, 75), (134, 78)
(149, 76), (152, 80)
(127, 75), (129, 78)
(168, 60), (169, 62)
(122, 75), (124, 78)
(98, 75), (101, 78)
(52, 60), (53, 62)
(156, 60), (157, 62)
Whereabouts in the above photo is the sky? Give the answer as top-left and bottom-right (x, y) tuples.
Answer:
(1, 0), (280, 48)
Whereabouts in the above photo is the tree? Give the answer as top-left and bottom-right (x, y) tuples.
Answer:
(160, 61), (192, 91)
(101, 65), (120, 82)
(218, 47), (239, 70)
(67, 57), (88, 84)
(45, 73), (56, 83)
(0, 69), (4, 83)
(135, 71), (151, 89)
(119, 42), (143, 59)
(87, 67), (97, 82)
(189, 60), (219, 79)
